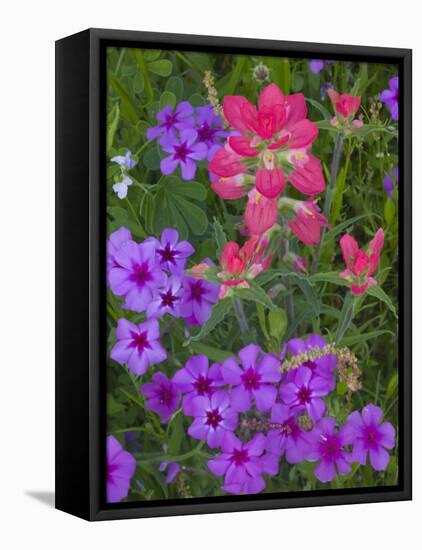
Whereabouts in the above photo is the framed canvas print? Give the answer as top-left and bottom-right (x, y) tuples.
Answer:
(55, 28), (412, 521)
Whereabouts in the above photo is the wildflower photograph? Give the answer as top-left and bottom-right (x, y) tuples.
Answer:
(105, 45), (400, 504)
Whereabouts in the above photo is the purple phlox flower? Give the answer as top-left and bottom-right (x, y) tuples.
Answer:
(146, 228), (195, 273)
(188, 390), (238, 449)
(342, 403), (395, 471)
(208, 432), (275, 495)
(279, 366), (331, 421)
(380, 76), (399, 121)
(106, 435), (136, 503)
(146, 101), (195, 141)
(309, 59), (325, 74)
(109, 240), (165, 313)
(146, 275), (183, 319)
(285, 334), (336, 390)
(111, 150), (137, 170)
(220, 345), (281, 412)
(173, 354), (223, 415)
(107, 227), (132, 285)
(306, 417), (352, 482)
(159, 444), (181, 484)
(266, 403), (311, 463)
(110, 318), (167, 376)
(195, 105), (230, 160)
(141, 371), (181, 423)
(159, 129), (207, 180)
(383, 167), (398, 201)
(112, 175), (133, 199)
(179, 276), (220, 326)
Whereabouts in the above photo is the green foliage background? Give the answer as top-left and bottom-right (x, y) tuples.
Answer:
(106, 46), (399, 502)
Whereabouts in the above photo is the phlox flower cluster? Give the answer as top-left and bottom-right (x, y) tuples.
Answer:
(147, 102), (230, 180)
(108, 226), (219, 376)
(135, 335), (395, 495)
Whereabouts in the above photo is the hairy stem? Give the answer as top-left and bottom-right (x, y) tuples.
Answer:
(233, 298), (249, 333)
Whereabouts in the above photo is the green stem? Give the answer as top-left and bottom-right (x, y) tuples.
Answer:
(335, 294), (355, 343)
(311, 132), (344, 274)
(125, 197), (147, 238)
(233, 298), (249, 333)
(137, 441), (205, 464)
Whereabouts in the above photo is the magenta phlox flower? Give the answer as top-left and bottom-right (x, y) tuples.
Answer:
(141, 372), (181, 423)
(342, 403), (396, 471)
(106, 435), (136, 503)
(266, 403), (311, 463)
(220, 344), (281, 412)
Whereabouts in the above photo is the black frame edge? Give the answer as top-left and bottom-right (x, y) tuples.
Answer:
(55, 29), (92, 521)
(55, 28), (412, 521)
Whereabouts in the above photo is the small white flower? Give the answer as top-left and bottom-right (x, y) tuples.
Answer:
(111, 150), (137, 169)
(112, 176), (133, 199)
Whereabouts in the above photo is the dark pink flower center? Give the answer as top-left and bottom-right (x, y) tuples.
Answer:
(197, 122), (217, 143)
(194, 376), (213, 395)
(297, 385), (312, 404)
(158, 244), (177, 264)
(230, 447), (249, 466)
(158, 386), (174, 406)
(241, 367), (261, 390)
(130, 330), (151, 352)
(130, 262), (152, 286)
(163, 113), (179, 130)
(303, 360), (317, 371)
(319, 434), (342, 459)
(189, 281), (205, 302)
(364, 426), (381, 449)
(173, 141), (193, 161)
(160, 290), (178, 309)
(206, 408), (223, 429)
(279, 417), (300, 438)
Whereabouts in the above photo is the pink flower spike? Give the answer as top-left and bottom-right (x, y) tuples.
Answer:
(368, 228), (385, 257)
(289, 153), (325, 195)
(211, 173), (246, 200)
(328, 88), (361, 119)
(208, 146), (245, 178)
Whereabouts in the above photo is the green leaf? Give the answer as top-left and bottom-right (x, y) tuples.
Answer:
(147, 59), (173, 77)
(236, 283), (276, 310)
(222, 56), (247, 95)
(213, 218), (227, 258)
(132, 50), (153, 106)
(256, 303), (270, 340)
(386, 372), (398, 400)
(328, 213), (381, 238)
(143, 49), (161, 62)
(187, 299), (233, 343)
(306, 98), (331, 121)
(384, 199), (396, 225)
(107, 103), (120, 154)
(189, 342), (233, 362)
(309, 272), (349, 287)
(341, 329), (394, 346)
(330, 165), (347, 226)
(167, 179), (207, 201)
(365, 286), (397, 318)
(108, 72), (138, 124)
(107, 394), (125, 415)
(166, 76), (184, 99)
(172, 194), (208, 235)
(159, 91), (176, 110)
(167, 412), (184, 456)
(268, 58), (290, 94)
(268, 308), (287, 341)
(294, 278), (320, 316)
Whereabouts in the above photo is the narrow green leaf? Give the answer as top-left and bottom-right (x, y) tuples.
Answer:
(133, 50), (153, 105)
(341, 329), (394, 346)
(236, 284), (276, 311)
(187, 299), (233, 343)
(256, 303), (269, 340)
(268, 308), (288, 340)
(365, 286), (397, 318)
(107, 103), (120, 154)
(108, 72), (138, 124)
(213, 218), (227, 258)
(189, 342), (233, 362)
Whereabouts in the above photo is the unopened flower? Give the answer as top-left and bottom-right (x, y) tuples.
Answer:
(287, 199), (329, 245)
(339, 228), (384, 295)
(383, 167), (398, 200)
(245, 188), (279, 235)
(328, 88), (361, 120)
(252, 63), (271, 83)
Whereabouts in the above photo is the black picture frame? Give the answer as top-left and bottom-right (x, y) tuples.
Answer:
(55, 27), (412, 521)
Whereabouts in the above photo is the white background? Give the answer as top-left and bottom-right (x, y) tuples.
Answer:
(0, 0), (418, 548)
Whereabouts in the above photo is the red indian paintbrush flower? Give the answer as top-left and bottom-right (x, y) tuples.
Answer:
(288, 199), (329, 245)
(328, 89), (361, 119)
(245, 188), (279, 235)
(218, 235), (272, 298)
(339, 228), (385, 295)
